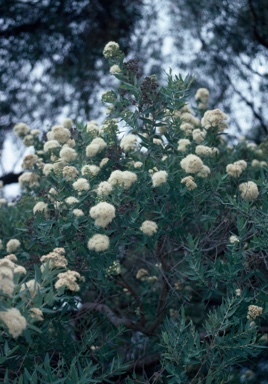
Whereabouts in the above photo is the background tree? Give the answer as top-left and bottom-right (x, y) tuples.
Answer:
(167, 0), (268, 141)
(0, 0), (143, 148)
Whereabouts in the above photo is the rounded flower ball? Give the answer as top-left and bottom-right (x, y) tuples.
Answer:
(72, 178), (90, 192)
(120, 134), (138, 152)
(103, 41), (120, 59)
(180, 154), (204, 174)
(59, 147), (77, 162)
(33, 202), (48, 215)
(151, 171), (168, 187)
(87, 234), (110, 252)
(239, 181), (259, 202)
(140, 220), (158, 236)
(43, 140), (60, 152)
(6, 239), (21, 253)
(90, 202), (116, 228)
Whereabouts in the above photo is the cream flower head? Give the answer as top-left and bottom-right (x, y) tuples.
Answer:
(33, 202), (48, 215)
(13, 123), (30, 137)
(181, 176), (197, 190)
(151, 171), (168, 187)
(6, 239), (21, 253)
(72, 178), (90, 192)
(62, 166), (79, 180)
(43, 140), (60, 152)
(110, 64), (121, 74)
(82, 165), (100, 176)
(103, 41), (120, 58)
(229, 235), (239, 244)
(239, 181), (259, 201)
(177, 139), (191, 152)
(59, 147), (77, 162)
(51, 125), (71, 144)
(87, 234), (110, 252)
(192, 129), (206, 144)
(120, 134), (138, 152)
(180, 154), (204, 174)
(201, 109), (228, 132)
(96, 181), (113, 197)
(195, 88), (209, 105)
(108, 170), (137, 189)
(140, 220), (158, 236)
(90, 202), (116, 228)
(72, 209), (84, 217)
(55, 270), (82, 292)
(0, 308), (27, 338)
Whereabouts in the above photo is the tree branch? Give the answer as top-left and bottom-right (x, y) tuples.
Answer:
(0, 172), (22, 186)
(226, 73), (268, 134)
(248, 0), (268, 50)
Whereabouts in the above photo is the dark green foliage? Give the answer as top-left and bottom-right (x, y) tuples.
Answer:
(1, 47), (268, 383)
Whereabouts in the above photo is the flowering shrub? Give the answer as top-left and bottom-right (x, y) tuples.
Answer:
(1, 42), (268, 383)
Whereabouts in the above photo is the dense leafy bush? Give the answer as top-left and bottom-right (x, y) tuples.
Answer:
(1, 42), (268, 383)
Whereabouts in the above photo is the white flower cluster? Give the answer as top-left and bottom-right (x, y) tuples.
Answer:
(62, 166), (79, 180)
(103, 41), (121, 59)
(108, 170), (137, 189)
(140, 220), (158, 236)
(239, 181), (259, 202)
(110, 64), (121, 74)
(6, 239), (21, 253)
(20, 279), (41, 298)
(22, 154), (38, 169)
(40, 248), (68, 270)
(229, 235), (239, 244)
(65, 196), (79, 205)
(120, 134), (138, 152)
(177, 139), (191, 153)
(55, 270), (83, 292)
(0, 308), (27, 338)
(251, 159), (268, 168)
(73, 178), (90, 192)
(195, 88), (209, 109)
(86, 137), (107, 157)
(226, 160), (247, 177)
(181, 176), (197, 191)
(60, 147), (77, 162)
(72, 209), (84, 217)
(86, 120), (99, 134)
(19, 172), (39, 188)
(33, 201), (48, 215)
(90, 202), (116, 228)
(201, 109), (228, 132)
(151, 171), (168, 187)
(195, 145), (217, 157)
(96, 181), (113, 196)
(0, 198), (7, 206)
(180, 154), (211, 178)
(247, 305), (263, 320)
(0, 254), (26, 297)
(44, 140), (60, 152)
(87, 234), (110, 252)
(48, 125), (71, 144)
(82, 165), (100, 176)
(13, 123), (30, 137)
(192, 129), (206, 144)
